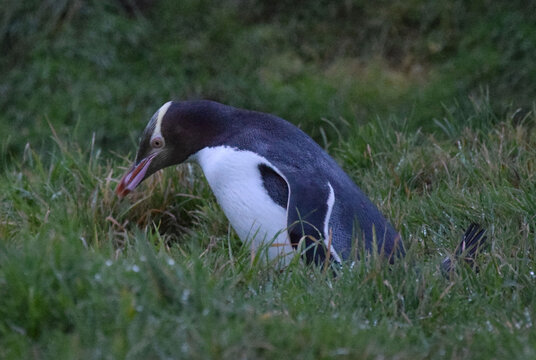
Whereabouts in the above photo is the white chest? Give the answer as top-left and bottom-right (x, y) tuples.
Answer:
(192, 146), (294, 263)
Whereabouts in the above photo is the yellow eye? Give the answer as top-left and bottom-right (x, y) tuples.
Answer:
(151, 137), (164, 148)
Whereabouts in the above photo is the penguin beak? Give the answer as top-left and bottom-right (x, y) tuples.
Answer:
(116, 153), (158, 198)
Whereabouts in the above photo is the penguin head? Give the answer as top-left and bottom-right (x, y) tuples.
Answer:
(116, 100), (228, 197)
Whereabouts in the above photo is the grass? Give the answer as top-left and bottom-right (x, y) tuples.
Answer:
(1, 104), (536, 358)
(1, 0), (536, 358)
(2, 0), (535, 159)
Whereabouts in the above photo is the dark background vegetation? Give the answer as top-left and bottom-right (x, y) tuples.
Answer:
(2, 0), (535, 159)
(1, 1), (536, 359)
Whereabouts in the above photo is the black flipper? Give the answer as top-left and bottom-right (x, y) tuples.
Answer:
(286, 178), (332, 265)
(258, 164), (288, 209)
(441, 223), (488, 275)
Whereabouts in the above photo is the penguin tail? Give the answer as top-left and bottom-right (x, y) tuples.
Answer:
(441, 223), (488, 276)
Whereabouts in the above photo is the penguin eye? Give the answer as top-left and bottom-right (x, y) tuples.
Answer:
(151, 137), (165, 149)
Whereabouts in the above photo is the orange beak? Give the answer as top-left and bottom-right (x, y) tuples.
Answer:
(116, 153), (157, 198)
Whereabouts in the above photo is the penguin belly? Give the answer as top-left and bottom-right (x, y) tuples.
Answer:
(192, 146), (294, 265)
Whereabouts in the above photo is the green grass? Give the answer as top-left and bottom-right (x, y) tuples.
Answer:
(2, 106), (536, 358)
(2, 0), (536, 358)
(2, 0), (535, 159)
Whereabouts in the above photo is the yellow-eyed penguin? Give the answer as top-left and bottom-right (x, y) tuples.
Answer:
(116, 100), (486, 268)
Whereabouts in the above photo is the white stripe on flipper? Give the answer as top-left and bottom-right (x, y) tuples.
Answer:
(324, 182), (342, 263)
(152, 101), (172, 141)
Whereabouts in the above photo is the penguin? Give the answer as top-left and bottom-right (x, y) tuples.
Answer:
(116, 100), (485, 268)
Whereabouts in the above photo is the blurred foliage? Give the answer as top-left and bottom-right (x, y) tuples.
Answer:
(1, 0), (535, 163)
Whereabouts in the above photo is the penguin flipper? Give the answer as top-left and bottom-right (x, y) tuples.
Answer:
(286, 179), (333, 265)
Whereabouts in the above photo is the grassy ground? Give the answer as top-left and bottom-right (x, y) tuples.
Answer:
(1, 1), (536, 359)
